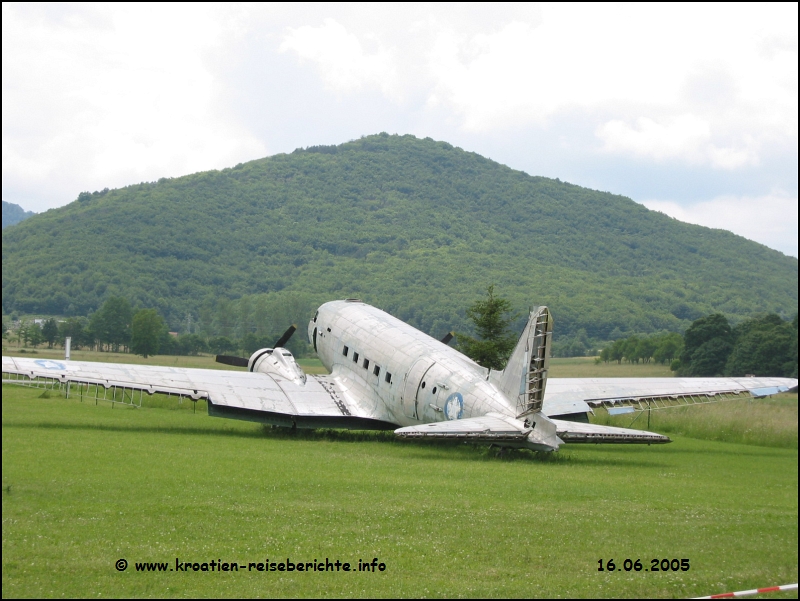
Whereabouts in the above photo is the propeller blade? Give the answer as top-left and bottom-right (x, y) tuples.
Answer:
(274, 324), (297, 349)
(215, 355), (249, 368)
(440, 332), (454, 345)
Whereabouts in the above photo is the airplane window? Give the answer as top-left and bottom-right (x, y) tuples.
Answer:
(385, 372), (392, 384)
(343, 346), (349, 357)
(353, 352), (359, 363)
(327, 327), (331, 332)
(313, 311), (318, 323)
(373, 365), (380, 376)
(432, 387), (437, 394)
(421, 381), (426, 389)
(363, 358), (370, 369)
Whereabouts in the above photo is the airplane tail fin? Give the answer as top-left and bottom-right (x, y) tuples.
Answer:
(490, 306), (552, 421)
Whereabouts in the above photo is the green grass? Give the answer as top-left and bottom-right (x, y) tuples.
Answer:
(548, 356), (674, 378)
(2, 385), (797, 598)
(593, 394), (798, 450)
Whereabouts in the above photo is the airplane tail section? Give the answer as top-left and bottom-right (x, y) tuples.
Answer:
(490, 306), (553, 421)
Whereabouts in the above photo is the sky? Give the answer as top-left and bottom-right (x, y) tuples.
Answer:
(3, 3), (797, 256)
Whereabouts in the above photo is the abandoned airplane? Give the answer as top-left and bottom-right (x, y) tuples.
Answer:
(2, 299), (796, 451)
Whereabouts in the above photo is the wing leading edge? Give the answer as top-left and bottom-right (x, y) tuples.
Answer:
(543, 376), (798, 418)
(1, 356), (396, 430)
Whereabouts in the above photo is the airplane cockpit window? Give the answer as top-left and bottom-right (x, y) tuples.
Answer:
(282, 352), (292, 357)
(343, 346), (349, 357)
(313, 311), (318, 322)
(432, 387), (437, 394)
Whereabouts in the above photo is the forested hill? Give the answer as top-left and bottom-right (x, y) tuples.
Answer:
(2, 134), (797, 340)
(2, 201), (35, 228)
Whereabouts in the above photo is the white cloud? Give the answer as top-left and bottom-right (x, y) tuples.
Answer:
(642, 192), (798, 257)
(279, 18), (397, 95)
(2, 3), (265, 209)
(596, 115), (758, 169)
(277, 3), (797, 170)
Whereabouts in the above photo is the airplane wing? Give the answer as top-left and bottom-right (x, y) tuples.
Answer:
(1, 356), (397, 430)
(543, 376), (798, 418)
(394, 412), (670, 450)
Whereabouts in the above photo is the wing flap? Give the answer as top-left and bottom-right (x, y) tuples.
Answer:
(550, 418), (670, 444)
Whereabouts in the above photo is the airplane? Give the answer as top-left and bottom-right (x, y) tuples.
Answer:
(2, 299), (797, 452)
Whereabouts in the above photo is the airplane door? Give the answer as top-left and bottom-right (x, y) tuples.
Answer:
(417, 362), (456, 423)
(402, 357), (435, 420)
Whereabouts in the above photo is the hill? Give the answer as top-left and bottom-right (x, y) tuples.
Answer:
(2, 134), (797, 340)
(2, 201), (35, 229)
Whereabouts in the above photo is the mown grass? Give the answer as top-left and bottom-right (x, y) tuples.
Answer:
(548, 356), (673, 378)
(2, 384), (797, 598)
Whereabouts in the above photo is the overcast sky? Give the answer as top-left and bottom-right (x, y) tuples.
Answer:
(3, 3), (797, 256)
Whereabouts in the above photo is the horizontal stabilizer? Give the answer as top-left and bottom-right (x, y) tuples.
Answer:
(550, 419), (670, 444)
(395, 413), (531, 442)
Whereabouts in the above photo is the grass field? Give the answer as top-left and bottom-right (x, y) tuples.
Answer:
(2, 378), (797, 598)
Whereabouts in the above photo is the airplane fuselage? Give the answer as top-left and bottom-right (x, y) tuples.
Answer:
(308, 299), (517, 428)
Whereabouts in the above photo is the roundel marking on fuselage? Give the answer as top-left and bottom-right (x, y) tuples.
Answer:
(444, 392), (464, 420)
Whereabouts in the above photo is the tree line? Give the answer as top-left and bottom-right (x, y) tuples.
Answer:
(5, 288), (798, 379)
(4, 293), (314, 359)
(597, 313), (797, 377)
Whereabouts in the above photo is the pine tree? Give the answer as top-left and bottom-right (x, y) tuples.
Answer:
(456, 285), (518, 370)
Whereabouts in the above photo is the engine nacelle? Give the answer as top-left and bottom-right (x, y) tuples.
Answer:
(249, 347), (307, 385)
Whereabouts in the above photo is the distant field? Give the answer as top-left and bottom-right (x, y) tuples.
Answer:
(2, 347), (672, 378)
(548, 357), (673, 378)
(2, 384), (797, 598)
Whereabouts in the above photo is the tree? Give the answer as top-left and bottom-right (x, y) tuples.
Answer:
(58, 317), (88, 350)
(687, 337), (733, 376)
(456, 285), (518, 370)
(725, 329), (793, 377)
(88, 297), (133, 352)
(208, 336), (237, 355)
(653, 332), (683, 365)
(42, 318), (59, 348)
(28, 323), (44, 348)
(724, 313), (796, 377)
(130, 309), (166, 358)
(676, 313), (733, 376)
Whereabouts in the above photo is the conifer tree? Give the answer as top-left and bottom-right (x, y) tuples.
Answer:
(456, 285), (518, 370)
